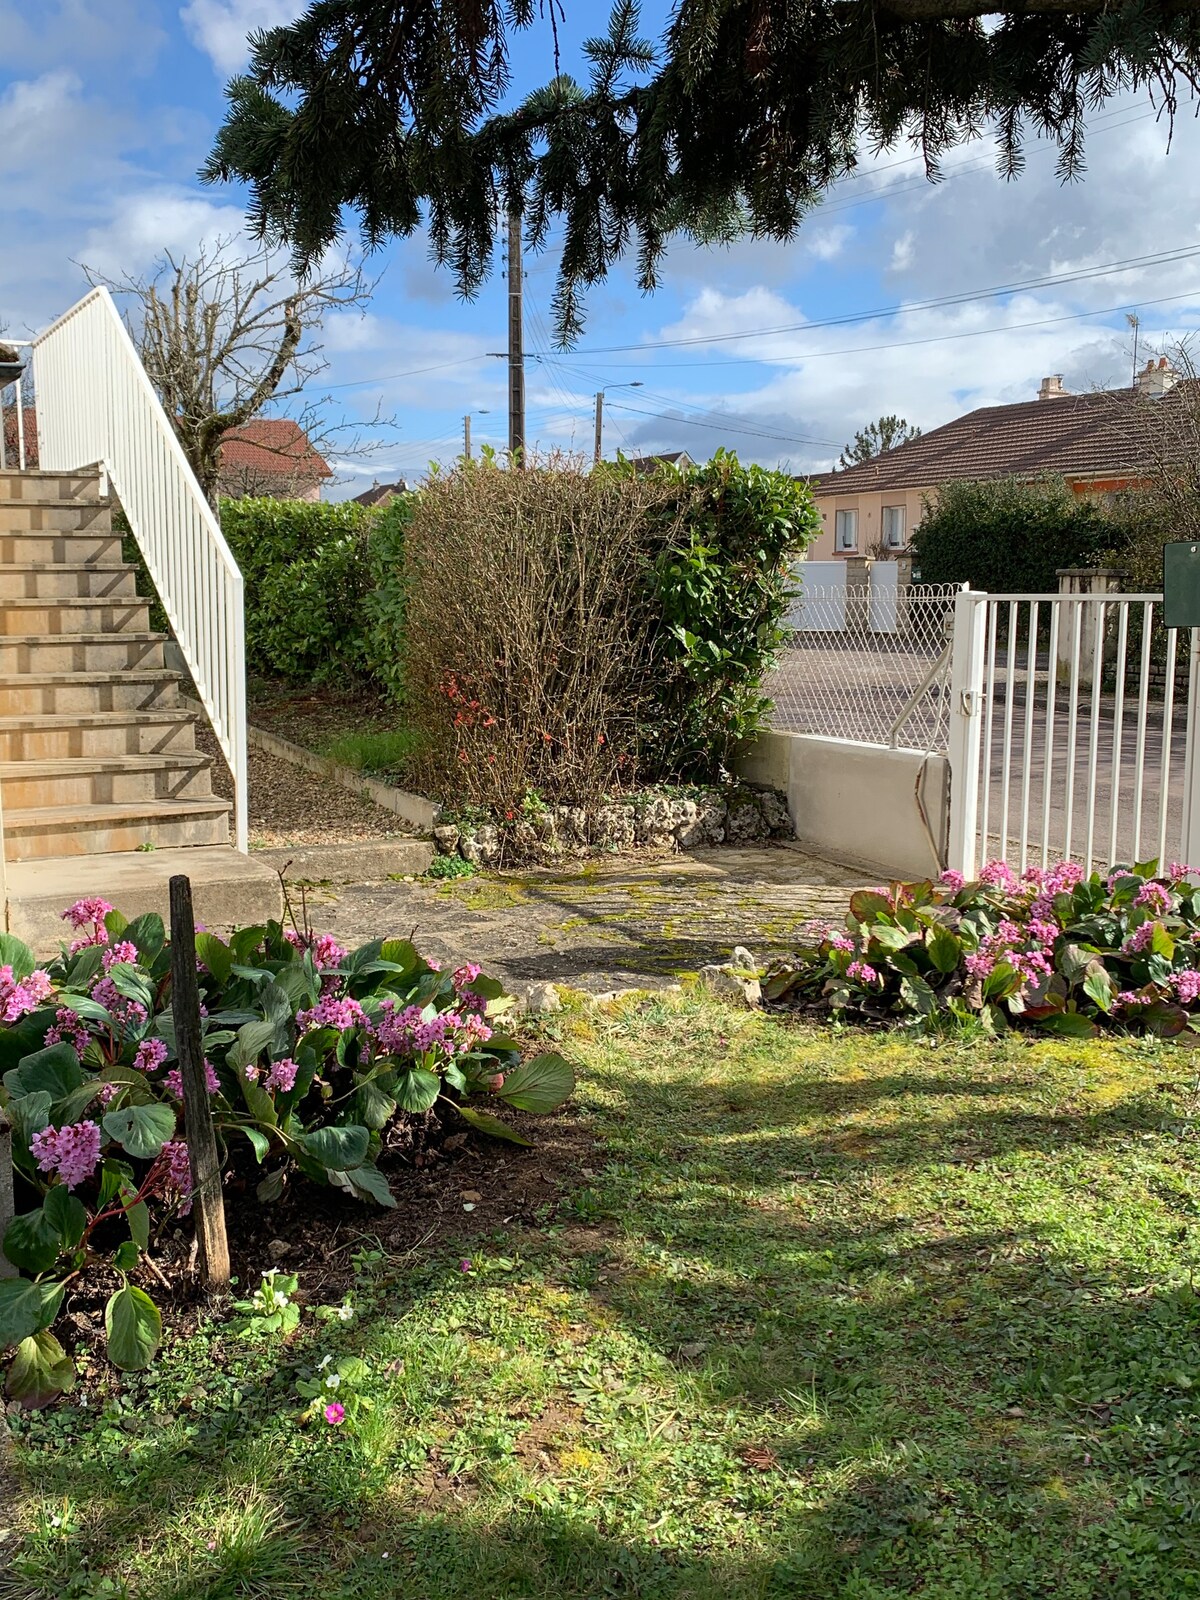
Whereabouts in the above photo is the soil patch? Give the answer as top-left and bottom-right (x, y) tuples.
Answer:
(54, 1100), (593, 1395)
(195, 720), (415, 848)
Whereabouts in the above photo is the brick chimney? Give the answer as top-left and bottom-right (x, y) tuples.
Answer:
(1135, 355), (1179, 399)
(1038, 374), (1069, 400)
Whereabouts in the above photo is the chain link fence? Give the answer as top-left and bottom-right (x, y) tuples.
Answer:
(766, 583), (961, 751)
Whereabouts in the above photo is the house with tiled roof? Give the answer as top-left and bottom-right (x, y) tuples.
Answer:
(216, 418), (332, 501)
(807, 360), (1184, 560)
(353, 478), (411, 508)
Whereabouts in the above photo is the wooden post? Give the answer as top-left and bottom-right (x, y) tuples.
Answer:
(0, 1110), (15, 1279)
(169, 874), (230, 1295)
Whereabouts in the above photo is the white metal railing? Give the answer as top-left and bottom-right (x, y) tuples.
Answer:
(769, 583), (962, 750)
(947, 588), (1198, 878)
(30, 288), (248, 850)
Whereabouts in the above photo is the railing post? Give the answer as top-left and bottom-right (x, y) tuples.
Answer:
(1181, 627), (1200, 869)
(947, 586), (987, 878)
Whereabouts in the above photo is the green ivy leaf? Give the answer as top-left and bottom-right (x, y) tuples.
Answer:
(6, 1330), (75, 1407)
(105, 1284), (162, 1371)
(492, 1053), (575, 1114)
(101, 1103), (176, 1160)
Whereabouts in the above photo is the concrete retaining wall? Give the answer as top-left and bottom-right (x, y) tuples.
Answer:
(738, 730), (949, 881)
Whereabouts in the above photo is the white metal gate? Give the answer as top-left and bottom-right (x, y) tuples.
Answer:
(947, 589), (1199, 878)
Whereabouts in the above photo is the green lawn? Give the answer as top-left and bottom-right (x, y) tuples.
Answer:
(10, 994), (1200, 1598)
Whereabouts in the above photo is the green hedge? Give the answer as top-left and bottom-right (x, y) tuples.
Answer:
(911, 476), (1121, 593)
(220, 496), (410, 687)
(611, 451), (820, 779)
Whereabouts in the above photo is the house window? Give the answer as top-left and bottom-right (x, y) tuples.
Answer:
(834, 509), (857, 551)
(882, 505), (906, 549)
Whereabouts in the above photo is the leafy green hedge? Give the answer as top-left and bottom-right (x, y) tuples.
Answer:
(911, 476), (1123, 593)
(220, 497), (410, 686)
(613, 451), (820, 780)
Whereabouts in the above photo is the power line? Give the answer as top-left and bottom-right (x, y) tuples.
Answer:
(566, 243), (1200, 355)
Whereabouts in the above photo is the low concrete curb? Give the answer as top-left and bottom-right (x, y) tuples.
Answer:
(254, 839), (433, 882)
(183, 696), (440, 832)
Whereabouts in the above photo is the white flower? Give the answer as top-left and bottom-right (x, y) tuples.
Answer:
(337, 1304), (354, 1322)
(318, 1354), (333, 1370)
(325, 1373), (341, 1389)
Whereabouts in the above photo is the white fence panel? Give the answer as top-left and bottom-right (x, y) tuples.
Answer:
(788, 560), (848, 630)
(31, 289), (248, 851)
(946, 589), (1198, 878)
(869, 561), (900, 633)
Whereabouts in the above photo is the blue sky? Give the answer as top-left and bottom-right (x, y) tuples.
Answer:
(4, 0), (1200, 495)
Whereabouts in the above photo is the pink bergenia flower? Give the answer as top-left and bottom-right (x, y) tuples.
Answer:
(1123, 921), (1159, 956)
(133, 1037), (169, 1074)
(30, 1120), (102, 1190)
(164, 1059), (220, 1098)
(90, 977), (148, 1032)
(1171, 970), (1200, 1005)
(264, 1057), (299, 1093)
(157, 1139), (194, 1214)
(296, 995), (366, 1035)
(63, 897), (113, 931)
(45, 1006), (90, 1055)
(939, 870), (966, 892)
(452, 963), (482, 991)
(285, 929), (348, 969)
(830, 933), (855, 954)
(96, 1081), (121, 1106)
(1135, 882), (1172, 915)
(846, 961), (880, 985)
(1168, 862), (1195, 881)
(0, 966), (54, 1024)
(102, 940), (140, 972)
(324, 1402), (345, 1426)
(1116, 989), (1154, 1008)
(979, 860), (1019, 891)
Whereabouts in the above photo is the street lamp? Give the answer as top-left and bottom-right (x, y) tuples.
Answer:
(593, 382), (643, 464)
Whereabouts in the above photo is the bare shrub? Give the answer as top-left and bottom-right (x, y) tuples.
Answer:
(401, 454), (692, 810)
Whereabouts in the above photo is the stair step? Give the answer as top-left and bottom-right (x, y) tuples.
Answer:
(0, 564), (137, 599)
(5, 846), (283, 954)
(0, 501), (113, 533)
(0, 670), (180, 716)
(0, 534), (124, 565)
(0, 597), (150, 635)
(0, 634), (165, 673)
(0, 709), (197, 760)
(3, 798), (231, 860)
(0, 752), (212, 808)
(0, 470), (103, 504)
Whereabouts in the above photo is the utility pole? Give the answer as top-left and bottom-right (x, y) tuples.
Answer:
(593, 392), (604, 465)
(507, 207), (525, 465)
(1127, 312), (1140, 387)
(463, 413), (472, 460)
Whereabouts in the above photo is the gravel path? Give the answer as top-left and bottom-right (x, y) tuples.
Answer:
(195, 723), (417, 849)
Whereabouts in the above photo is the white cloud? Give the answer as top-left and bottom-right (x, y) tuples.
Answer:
(891, 230), (915, 272)
(79, 191), (252, 280)
(180, 0), (303, 75)
(0, 1), (165, 73)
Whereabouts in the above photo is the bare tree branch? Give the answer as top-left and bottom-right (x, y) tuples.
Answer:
(81, 239), (389, 507)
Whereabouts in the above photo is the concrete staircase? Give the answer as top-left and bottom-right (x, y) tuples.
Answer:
(0, 468), (281, 948)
